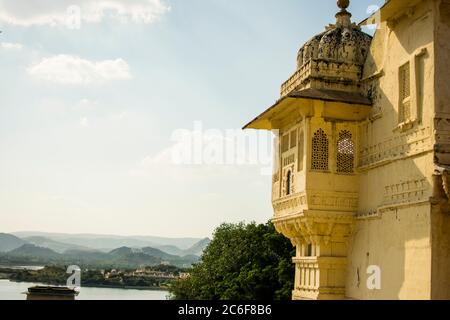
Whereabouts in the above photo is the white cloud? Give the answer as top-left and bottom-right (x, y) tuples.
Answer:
(0, 0), (170, 27)
(28, 54), (132, 85)
(0, 42), (23, 50)
(80, 117), (89, 127)
(74, 99), (100, 110)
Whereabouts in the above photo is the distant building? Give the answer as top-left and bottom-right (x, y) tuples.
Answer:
(130, 268), (177, 279)
(245, 0), (450, 300)
(179, 273), (190, 280)
(105, 269), (119, 279)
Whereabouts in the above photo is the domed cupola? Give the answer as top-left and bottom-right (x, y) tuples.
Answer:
(297, 33), (325, 69)
(286, 0), (372, 97)
(317, 0), (372, 65)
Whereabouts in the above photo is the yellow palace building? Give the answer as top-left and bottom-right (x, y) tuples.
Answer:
(245, 0), (450, 300)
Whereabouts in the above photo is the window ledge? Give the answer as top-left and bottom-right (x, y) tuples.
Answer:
(336, 172), (356, 176)
(369, 112), (383, 121)
(394, 119), (416, 133)
(310, 170), (331, 174)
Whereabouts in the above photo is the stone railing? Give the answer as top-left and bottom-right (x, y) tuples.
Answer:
(280, 60), (312, 97)
(280, 59), (364, 98)
(292, 256), (347, 300)
(272, 193), (308, 217)
(294, 257), (320, 292)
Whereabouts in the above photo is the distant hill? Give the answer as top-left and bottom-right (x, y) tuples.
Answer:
(113, 252), (162, 266)
(54, 237), (158, 251)
(182, 254), (201, 263)
(23, 236), (92, 254)
(184, 238), (211, 256)
(0, 242), (199, 268)
(0, 233), (27, 252)
(110, 247), (182, 263)
(154, 245), (184, 256)
(109, 246), (138, 256)
(12, 232), (204, 250)
(64, 249), (111, 262)
(141, 247), (180, 261)
(130, 236), (204, 250)
(8, 244), (61, 260)
(2, 231), (210, 268)
(154, 238), (210, 257)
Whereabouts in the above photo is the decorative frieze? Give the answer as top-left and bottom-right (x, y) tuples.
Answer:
(273, 193), (307, 215)
(382, 178), (428, 206)
(308, 191), (359, 212)
(358, 126), (432, 169)
(273, 190), (359, 216)
(283, 154), (295, 167)
(356, 178), (430, 220)
(355, 210), (380, 220)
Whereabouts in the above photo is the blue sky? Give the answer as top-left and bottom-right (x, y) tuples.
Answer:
(0, 0), (383, 237)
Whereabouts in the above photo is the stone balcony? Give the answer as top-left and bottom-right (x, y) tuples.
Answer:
(281, 60), (312, 97)
(272, 185), (357, 300)
(272, 189), (359, 219)
(280, 59), (364, 98)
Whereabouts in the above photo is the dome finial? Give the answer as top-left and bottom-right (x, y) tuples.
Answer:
(337, 0), (350, 11)
(335, 0), (352, 27)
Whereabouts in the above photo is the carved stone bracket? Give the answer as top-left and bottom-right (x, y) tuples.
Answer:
(273, 210), (355, 246)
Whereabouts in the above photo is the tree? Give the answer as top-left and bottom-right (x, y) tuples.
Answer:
(169, 221), (294, 300)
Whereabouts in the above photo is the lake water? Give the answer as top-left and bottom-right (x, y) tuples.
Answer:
(0, 265), (45, 271)
(0, 280), (170, 300)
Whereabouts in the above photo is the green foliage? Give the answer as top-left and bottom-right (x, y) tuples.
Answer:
(169, 221), (295, 300)
(10, 266), (67, 285)
(4, 265), (183, 289)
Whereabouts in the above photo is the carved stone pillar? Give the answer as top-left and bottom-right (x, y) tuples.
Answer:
(274, 211), (354, 300)
(292, 242), (348, 300)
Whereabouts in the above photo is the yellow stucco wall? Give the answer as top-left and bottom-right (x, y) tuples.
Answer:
(347, 202), (432, 300)
(346, 0), (437, 300)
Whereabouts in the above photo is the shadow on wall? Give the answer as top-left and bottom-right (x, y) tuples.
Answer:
(431, 0), (450, 300)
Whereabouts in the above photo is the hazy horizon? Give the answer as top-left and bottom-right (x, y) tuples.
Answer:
(7, 230), (209, 239)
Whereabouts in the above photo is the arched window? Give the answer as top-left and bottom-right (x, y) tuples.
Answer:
(311, 129), (329, 171)
(337, 130), (355, 174)
(286, 171), (292, 196)
(298, 130), (304, 172)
